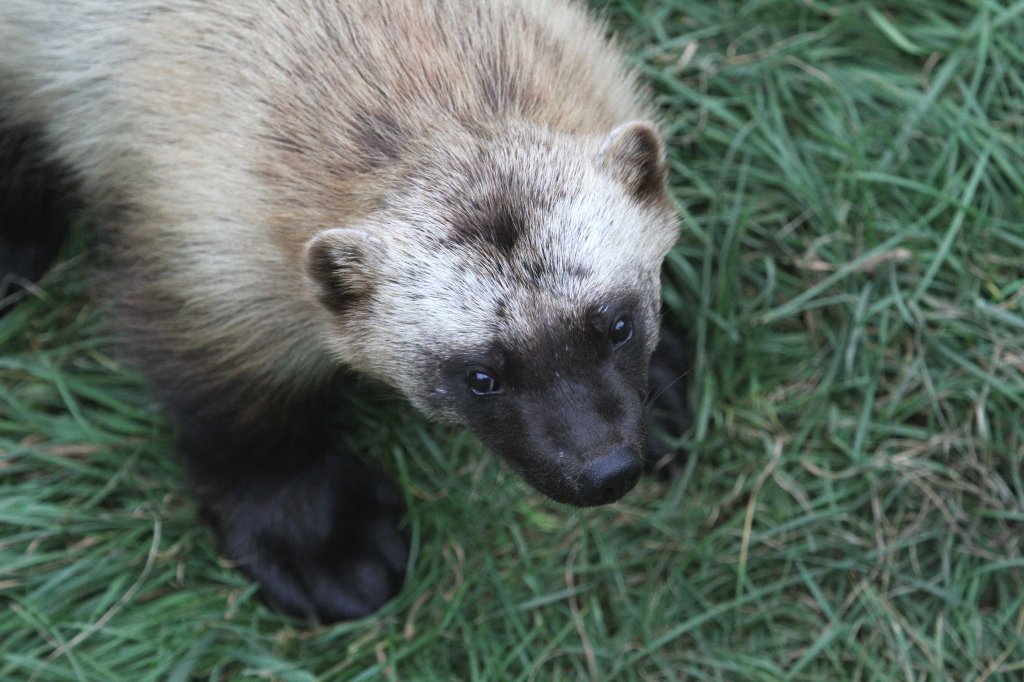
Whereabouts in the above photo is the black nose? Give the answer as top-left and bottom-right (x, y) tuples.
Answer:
(580, 447), (641, 505)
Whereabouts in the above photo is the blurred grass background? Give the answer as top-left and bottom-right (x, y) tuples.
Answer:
(2, 0), (1023, 679)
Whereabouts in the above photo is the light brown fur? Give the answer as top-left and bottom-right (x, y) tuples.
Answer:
(1, 0), (686, 620)
(0, 0), (678, 422)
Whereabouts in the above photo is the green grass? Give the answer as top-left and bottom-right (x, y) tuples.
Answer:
(3, 1), (1024, 679)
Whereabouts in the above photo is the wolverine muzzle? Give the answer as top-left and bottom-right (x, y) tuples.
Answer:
(579, 446), (642, 505)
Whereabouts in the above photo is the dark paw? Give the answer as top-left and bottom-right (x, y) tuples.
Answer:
(646, 324), (693, 479)
(0, 239), (54, 310)
(201, 452), (409, 623)
(0, 118), (74, 314)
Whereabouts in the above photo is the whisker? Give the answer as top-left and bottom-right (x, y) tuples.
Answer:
(643, 369), (692, 412)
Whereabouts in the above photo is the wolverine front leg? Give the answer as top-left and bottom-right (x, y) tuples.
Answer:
(0, 116), (75, 314)
(170, 391), (409, 623)
(646, 323), (693, 477)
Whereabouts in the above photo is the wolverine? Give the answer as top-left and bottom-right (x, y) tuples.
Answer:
(0, 0), (690, 622)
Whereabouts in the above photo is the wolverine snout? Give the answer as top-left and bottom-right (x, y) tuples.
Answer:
(578, 446), (642, 506)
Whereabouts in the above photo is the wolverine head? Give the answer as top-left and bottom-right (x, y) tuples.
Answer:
(305, 121), (679, 506)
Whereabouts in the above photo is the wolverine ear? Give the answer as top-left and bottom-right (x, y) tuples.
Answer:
(596, 121), (668, 203)
(304, 228), (384, 316)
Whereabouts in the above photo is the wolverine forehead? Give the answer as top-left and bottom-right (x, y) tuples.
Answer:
(437, 171), (596, 291)
(439, 135), (567, 256)
(445, 183), (534, 257)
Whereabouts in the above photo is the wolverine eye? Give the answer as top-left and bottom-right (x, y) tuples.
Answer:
(609, 316), (633, 348)
(466, 370), (503, 396)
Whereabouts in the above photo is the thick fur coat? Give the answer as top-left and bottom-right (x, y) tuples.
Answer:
(0, 0), (687, 622)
